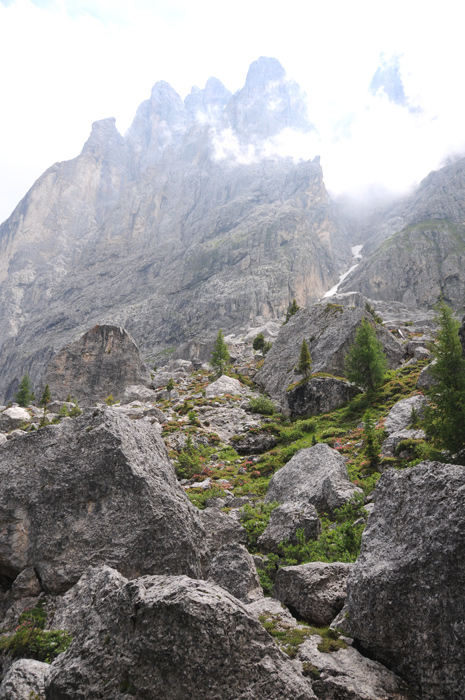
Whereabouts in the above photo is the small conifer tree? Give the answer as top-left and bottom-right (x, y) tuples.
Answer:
(210, 330), (230, 375)
(15, 374), (34, 407)
(285, 299), (300, 323)
(345, 319), (387, 394)
(39, 384), (51, 407)
(297, 339), (312, 378)
(424, 302), (465, 456)
(253, 333), (265, 352)
(166, 377), (175, 399)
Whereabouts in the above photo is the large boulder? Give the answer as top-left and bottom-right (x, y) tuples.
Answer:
(207, 542), (263, 603)
(286, 376), (361, 417)
(0, 407), (207, 593)
(273, 562), (352, 626)
(44, 325), (151, 404)
(255, 295), (404, 410)
(205, 375), (243, 398)
(46, 567), (316, 700)
(0, 407), (31, 432)
(265, 443), (362, 515)
(383, 395), (427, 434)
(346, 462), (465, 700)
(0, 659), (49, 700)
(258, 502), (321, 554)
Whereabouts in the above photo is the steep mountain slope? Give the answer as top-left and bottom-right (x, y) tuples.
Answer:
(0, 57), (351, 401)
(339, 157), (465, 308)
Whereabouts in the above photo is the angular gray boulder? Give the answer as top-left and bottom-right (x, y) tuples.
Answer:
(207, 542), (263, 603)
(273, 562), (352, 626)
(258, 502), (321, 554)
(0, 406), (207, 593)
(383, 394), (427, 434)
(0, 659), (49, 700)
(46, 568), (316, 699)
(255, 295), (404, 410)
(0, 407), (31, 432)
(286, 376), (361, 417)
(346, 462), (465, 700)
(265, 443), (362, 515)
(298, 636), (412, 700)
(44, 325), (151, 404)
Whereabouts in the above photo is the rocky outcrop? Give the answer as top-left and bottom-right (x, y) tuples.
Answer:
(255, 295), (404, 410)
(0, 407), (207, 593)
(265, 443), (362, 515)
(0, 659), (49, 700)
(287, 376), (361, 417)
(339, 158), (465, 309)
(44, 325), (151, 404)
(346, 462), (465, 700)
(273, 562), (352, 626)
(258, 502), (321, 554)
(46, 567), (316, 699)
(0, 58), (352, 403)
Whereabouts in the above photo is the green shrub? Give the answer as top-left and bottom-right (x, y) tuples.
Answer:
(248, 396), (276, 416)
(0, 603), (72, 664)
(240, 501), (280, 551)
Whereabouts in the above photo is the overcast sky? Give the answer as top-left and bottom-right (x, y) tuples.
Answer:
(1, 0), (464, 223)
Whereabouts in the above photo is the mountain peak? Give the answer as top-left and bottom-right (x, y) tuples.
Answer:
(244, 57), (286, 91)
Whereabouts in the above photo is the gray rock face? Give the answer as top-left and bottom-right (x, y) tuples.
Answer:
(298, 636), (411, 700)
(0, 59), (351, 404)
(258, 502), (321, 554)
(200, 507), (247, 566)
(340, 159), (465, 309)
(287, 376), (361, 417)
(416, 360), (437, 390)
(255, 296), (404, 409)
(46, 568), (316, 700)
(0, 406), (207, 592)
(44, 324), (151, 405)
(265, 443), (362, 515)
(383, 394), (427, 434)
(208, 542), (263, 603)
(273, 562), (352, 626)
(346, 461), (465, 699)
(0, 659), (49, 700)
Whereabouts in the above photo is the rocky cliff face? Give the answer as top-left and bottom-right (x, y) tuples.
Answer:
(0, 57), (351, 402)
(339, 157), (465, 309)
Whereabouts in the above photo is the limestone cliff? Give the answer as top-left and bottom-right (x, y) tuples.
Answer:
(339, 157), (465, 309)
(0, 57), (351, 401)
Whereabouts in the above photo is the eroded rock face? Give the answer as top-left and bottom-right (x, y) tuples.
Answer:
(45, 325), (151, 404)
(265, 443), (362, 515)
(0, 407), (207, 592)
(273, 562), (352, 626)
(287, 376), (361, 417)
(255, 296), (404, 410)
(258, 502), (321, 554)
(346, 462), (465, 700)
(46, 568), (316, 700)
